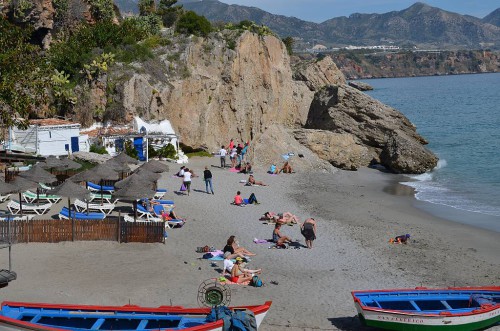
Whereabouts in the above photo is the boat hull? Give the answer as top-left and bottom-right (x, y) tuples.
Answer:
(0, 301), (271, 331)
(355, 302), (500, 331)
(352, 287), (500, 331)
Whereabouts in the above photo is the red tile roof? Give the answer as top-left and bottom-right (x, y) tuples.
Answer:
(29, 118), (78, 126)
(82, 127), (135, 138)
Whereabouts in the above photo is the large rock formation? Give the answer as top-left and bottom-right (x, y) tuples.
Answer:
(305, 85), (437, 173)
(105, 30), (438, 173)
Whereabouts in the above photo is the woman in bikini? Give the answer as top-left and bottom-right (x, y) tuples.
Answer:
(230, 258), (254, 284)
(223, 235), (256, 258)
(273, 223), (292, 246)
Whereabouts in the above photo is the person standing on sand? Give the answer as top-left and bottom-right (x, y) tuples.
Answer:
(183, 168), (192, 196)
(203, 166), (214, 194)
(219, 145), (227, 168)
(227, 138), (235, 150)
(230, 146), (237, 168)
(300, 218), (317, 249)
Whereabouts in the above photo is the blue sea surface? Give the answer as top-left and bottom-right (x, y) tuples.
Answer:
(363, 73), (500, 230)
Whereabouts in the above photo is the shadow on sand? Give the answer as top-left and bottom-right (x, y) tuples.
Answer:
(328, 316), (374, 331)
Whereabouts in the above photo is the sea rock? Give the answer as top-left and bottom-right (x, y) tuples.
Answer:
(293, 129), (370, 170)
(380, 131), (439, 174)
(305, 84), (437, 173)
(348, 81), (373, 91)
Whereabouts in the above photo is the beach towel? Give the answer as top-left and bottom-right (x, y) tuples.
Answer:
(208, 255), (225, 261)
(217, 277), (250, 286)
(253, 238), (271, 244)
(229, 168), (239, 173)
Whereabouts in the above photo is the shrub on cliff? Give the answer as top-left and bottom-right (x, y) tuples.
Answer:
(176, 11), (212, 37)
(0, 18), (51, 128)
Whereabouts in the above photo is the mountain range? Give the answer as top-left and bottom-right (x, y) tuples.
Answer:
(115, 0), (500, 49)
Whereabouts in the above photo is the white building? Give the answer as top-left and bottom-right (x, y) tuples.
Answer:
(10, 119), (89, 156)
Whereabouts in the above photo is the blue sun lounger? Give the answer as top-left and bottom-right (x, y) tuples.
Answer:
(58, 207), (106, 220)
(86, 182), (115, 193)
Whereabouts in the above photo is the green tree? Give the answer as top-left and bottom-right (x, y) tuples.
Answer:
(158, 0), (177, 11)
(282, 36), (294, 55)
(124, 140), (139, 159)
(88, 0), (115, 22)
(0, 18), (50, 129)
(176, 11), (212, 37)
(138, 0), (156, 16)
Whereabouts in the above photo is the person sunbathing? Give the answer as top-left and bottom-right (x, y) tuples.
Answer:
(239, 162), (252, 174)
(223, 235), (256, 258)
(272, 223), (292, 246)
(268, 164), (279, 174)
(280, 161), (293, 174)
(141, 198), (160, 212)
(247, 174), (267, 186)
(262, 212), (298, 225)
(229, 259), (254, 284)
(223, 252), (261, 276)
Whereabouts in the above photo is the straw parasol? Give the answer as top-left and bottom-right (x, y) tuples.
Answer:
(5, 177), (38, 215)
(135, 160), (169, 173)
(18, 164), (57, 184)
(70, 163), (120, 204)
(18, 164), (58, 205)
(113, 152), (139, 165)
(48, 180), (91, 220)
(113, 176), (156, 221)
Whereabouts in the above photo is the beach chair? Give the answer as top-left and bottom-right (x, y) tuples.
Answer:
(154, 189), (167, 199)
(123, 215), (161, 223)
(38, 183), (54, 191)
(0, 194), (11, 203)
(7, 200), (52, 215)
(86, 182), (115, 193)
(89, 192), (118, 204)
(58, 207), (105, 220)
(22, 190), (62, 204)
(73, 199), (115, 215)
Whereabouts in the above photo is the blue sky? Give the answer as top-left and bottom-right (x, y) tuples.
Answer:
(217, 1), (499, 23)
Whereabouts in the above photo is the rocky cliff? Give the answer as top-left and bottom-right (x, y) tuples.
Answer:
(104, 30), (437, 173)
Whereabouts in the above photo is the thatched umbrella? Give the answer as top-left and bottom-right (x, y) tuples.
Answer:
(5, 177), (37, 215)
(136, 160), (169, 173)
(70, 163), (120, 204)
(18, 164), (57, 184)
(103, 158), (131, 180)
(113, 152), (139, 165)
(48, 180), (91, 220)
(18, 164), (57, 205)
(114, 176), (156, 221)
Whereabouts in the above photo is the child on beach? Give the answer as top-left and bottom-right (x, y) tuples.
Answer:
(390, 234), (410, 244)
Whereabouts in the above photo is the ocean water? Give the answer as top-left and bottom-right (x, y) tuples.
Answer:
(363, 73), (500, 230)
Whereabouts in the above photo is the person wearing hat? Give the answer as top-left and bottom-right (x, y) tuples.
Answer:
(230, 258), (258, 284)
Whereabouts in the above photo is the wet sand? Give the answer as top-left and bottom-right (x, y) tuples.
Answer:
(0, 157), (499, 330)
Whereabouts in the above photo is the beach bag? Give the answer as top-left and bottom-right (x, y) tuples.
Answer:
(180, 183), (187, 191)
(250, 275), (263, 287)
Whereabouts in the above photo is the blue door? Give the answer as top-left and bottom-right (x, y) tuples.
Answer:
(134, 137), (145, 161)
(71, 137), (79, 152)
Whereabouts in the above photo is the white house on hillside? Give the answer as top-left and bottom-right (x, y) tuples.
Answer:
(10, 119), (89, 156)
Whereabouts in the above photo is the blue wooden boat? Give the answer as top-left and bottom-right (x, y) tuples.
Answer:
(352, 286), (500, 330)
(0, 301), (272, 330)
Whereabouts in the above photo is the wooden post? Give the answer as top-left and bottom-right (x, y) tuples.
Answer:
(117, 211), (121, 243)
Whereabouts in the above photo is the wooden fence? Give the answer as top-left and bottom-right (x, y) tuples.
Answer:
(0, 219), (164, 244)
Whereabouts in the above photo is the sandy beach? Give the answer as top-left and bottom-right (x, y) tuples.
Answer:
(1, 156), (499, 331)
